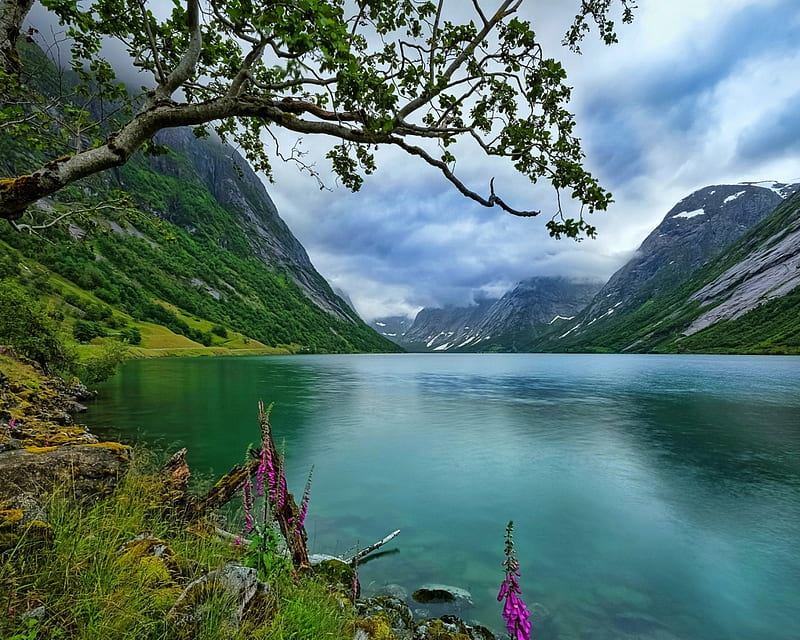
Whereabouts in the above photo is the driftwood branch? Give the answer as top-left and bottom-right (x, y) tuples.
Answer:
(192, 458), (260, 514)
(344, 529), (401, 566)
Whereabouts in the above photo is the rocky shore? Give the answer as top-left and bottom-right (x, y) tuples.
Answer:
(0, 350), (501, 639)
(0, 349), (131, 549)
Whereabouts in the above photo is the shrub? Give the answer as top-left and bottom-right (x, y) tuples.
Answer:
(211, 324), (228, 338)
(120, 325), (142, 345)
(73, 319), (104, 343)
(0, 280), (77, 375)
(82, 338), (129, 383)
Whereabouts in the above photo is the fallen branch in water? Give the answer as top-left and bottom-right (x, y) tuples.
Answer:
(344, 529), (401, 566)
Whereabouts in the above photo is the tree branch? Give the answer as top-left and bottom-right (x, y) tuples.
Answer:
(389, 137), (540, 217)
(156, 0), (202, 99)
(0, 0), (34, 77)
(397, 0), (521, 120)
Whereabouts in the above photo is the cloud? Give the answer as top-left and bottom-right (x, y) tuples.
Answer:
(737, 90), (800, 162)
(24, 1), (800, 322)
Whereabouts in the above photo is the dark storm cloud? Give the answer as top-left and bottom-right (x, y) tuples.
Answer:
(737, 90), (800, 162)
(582, 98), (647, 185)
(23, 1), (800, 320)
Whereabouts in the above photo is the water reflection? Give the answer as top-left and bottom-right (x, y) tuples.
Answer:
(86, 354), (800, 640)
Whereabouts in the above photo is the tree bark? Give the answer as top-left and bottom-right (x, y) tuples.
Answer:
(0, 0), (34, 78)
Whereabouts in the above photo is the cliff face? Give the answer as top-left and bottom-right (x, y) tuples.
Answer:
(151, 129), (357, 323)
(579, 183), (790, 324)
(683, 192), (800, 335)
(537, 184), (800, 354)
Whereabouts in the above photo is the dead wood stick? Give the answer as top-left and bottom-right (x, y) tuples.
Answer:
(192, 458), (260, 514)
(344, 529), (401, 565)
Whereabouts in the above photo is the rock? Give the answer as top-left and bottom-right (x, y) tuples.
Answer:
(167, 562), (269, 635)
(315, 558), (356, 593)
(356, 595), (415, 640)
(380, 583), (409, 601)
(309, 553), (340, 565)
(414, 615), (496, 640)
(21, 605), (46, 622)
(0, 442), (131, 506)
(412, 584), (473, 607)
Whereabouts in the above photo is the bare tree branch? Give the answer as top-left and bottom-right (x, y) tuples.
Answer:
(390, 137), (540, 217)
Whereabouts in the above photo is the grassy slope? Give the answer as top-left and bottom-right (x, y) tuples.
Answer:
(0, 357), (356, 639)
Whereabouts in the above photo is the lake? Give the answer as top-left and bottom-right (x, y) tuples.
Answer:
(84, 353), (800, 639)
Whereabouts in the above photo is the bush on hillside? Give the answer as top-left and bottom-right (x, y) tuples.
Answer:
(0, 280), (76, 375)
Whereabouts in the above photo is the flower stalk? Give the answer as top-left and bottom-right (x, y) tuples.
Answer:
(498, 521), (532, 640)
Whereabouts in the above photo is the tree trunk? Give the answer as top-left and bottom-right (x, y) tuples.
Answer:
(0, 0), (34, 78)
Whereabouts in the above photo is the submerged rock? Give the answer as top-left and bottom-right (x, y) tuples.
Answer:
(412, 584), (474, 607)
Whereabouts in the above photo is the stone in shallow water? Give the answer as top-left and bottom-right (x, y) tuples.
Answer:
(412, 584), (474, 606)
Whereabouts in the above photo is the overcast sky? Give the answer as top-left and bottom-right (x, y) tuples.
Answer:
(30, 1), (800, 321)
(259, 0), (800, 321)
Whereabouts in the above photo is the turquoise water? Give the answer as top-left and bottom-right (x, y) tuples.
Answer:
(84, 354), (800, 639)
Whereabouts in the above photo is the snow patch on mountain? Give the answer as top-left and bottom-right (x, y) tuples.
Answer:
(723, 190), (747, 204)
(673, 208), (705, 219)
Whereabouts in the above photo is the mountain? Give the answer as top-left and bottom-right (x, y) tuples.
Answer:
(370, 316), (414, 342)
(373, 277), (601, 351)
(149, 128), (358, 323)
(577, 183), (793, 324)
(398, 298), (497, 351)
(0, 47), (400, 354)
(535, 182), (800, 353)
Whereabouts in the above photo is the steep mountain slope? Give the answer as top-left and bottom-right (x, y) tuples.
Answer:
(373, 277), (600, 351)
(399, 299), (497, 351)
(370, 316), (414, 342)
(149, 128), (358, 323)
(465, 277), (602, 351)
(0, 59), (399, 353)
(537, 186), (800, 354)
(578, 183), (792, 324)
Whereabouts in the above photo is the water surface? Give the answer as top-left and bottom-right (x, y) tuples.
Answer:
(85, 354), (800, 639)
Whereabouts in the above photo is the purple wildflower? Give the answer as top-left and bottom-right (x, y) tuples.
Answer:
(297, 466), (314, 529)
(498, 521), (532, 640)
(243, 478), (254, 533)
(256, 447), (267, 498)
(265, 445), (276, 500)
(277, 465), (288, 509)
(8, 418), (16, 432)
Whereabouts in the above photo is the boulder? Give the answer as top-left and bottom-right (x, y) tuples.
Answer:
(355, 595), (415, 640)
(414, 615), (496, 640)
(0, 442), (130, 506)
(412, 584), (473, 607)
(167, 562), (270, 635)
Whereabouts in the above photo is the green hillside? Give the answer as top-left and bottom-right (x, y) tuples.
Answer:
(0, 47), (400, 357)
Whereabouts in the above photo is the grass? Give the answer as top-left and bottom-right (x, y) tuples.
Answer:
(0, 454), (355, 639)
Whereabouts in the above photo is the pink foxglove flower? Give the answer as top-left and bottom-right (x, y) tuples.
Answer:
(498, 521), (532, 640)
(256, 447), (267, 498)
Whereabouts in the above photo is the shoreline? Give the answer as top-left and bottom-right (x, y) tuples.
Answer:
(0, 351), (501, 639)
